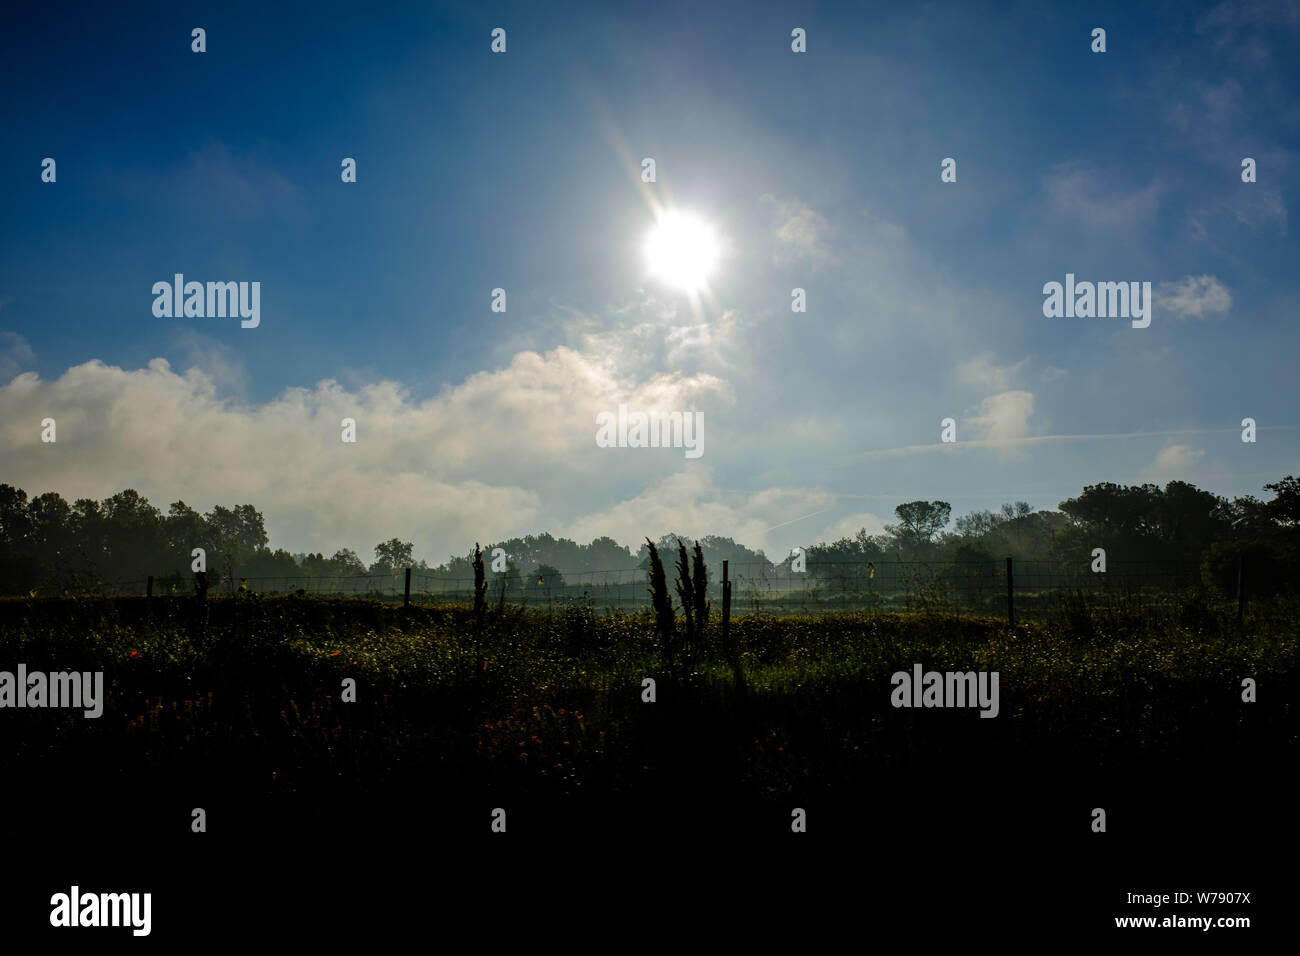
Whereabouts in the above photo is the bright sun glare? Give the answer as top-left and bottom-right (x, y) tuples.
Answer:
(644, 212), (720, 293)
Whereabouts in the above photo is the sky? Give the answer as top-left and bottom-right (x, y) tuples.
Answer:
(1, 0), (1298, 566)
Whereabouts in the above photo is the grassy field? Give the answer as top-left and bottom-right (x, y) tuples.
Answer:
(3, 592), (1293, 942)
(1, 593), (1294, 846)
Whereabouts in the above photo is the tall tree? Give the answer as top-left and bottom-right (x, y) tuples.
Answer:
(887, 500), (952, 550)
(371, 538), (414, 572)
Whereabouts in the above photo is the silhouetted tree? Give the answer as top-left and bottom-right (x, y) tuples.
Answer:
(646, 539), (674, 668)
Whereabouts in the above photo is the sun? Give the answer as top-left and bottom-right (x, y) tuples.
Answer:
(643, 211), (720, 294)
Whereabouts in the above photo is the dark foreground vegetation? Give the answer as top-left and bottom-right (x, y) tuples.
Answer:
(3, 590), (1293, 939)
(2, 592), (1293, 838)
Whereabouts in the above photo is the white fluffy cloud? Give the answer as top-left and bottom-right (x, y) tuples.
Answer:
(958, 352), (1027, 392)
(1140, 444), (1206, 483)
(1156, 275), (1232, 319)
(963, 390), (1036, 444)
(0, 348), (734, 563)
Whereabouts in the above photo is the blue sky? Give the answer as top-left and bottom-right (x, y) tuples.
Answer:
(2, 0), (1297, 564)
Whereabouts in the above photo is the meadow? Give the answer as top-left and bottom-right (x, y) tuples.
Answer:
(1, 591), (1294, 852)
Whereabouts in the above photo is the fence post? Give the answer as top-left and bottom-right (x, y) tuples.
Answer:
(720, 559), (745, 696)
(404, 567), (412, 607)
(1236, 555), (1245, 623)
(1006, 557), (1015, 628)
(146, 575), (153, 598)
(722, 560), (731, 639)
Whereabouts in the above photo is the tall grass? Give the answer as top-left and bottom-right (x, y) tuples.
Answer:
(0, 592), (1293, 840)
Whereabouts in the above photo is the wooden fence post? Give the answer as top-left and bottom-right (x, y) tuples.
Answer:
(1006, 557), (1015, 628)
(404, 567), (412, 607)
(722, 560), (731, 640)
(146, 575), (153, 598)
(720, 559), (745, 696)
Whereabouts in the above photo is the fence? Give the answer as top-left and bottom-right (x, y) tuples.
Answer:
(59, 557), (1242, 622)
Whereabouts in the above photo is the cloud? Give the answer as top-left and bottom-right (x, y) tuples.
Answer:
(0, 348), (731, 564)
(172, 329), (250, 395)
(760, 194), (836, 268)
(1156, 275), (1232, 319)
(814, 511), (889, 543)
(958, 352), (1027, 392)
(1045, 165), (1165, 230)
(0, 332), (35, 384)
(849, 426), (1240, 462)
(562, 470), (839, 556)
(963, 391), (1035, 443)
(1140, 444), (1206, 483)
(1197, 0), (1300, 55)
(1190, 189), (1288, 238)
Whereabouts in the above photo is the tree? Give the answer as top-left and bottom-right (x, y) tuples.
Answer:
(1263, 476), (1300, 526)
(955, 510), (1003, 538)
(27, 492), (75, 575)
(806, 527), (887, 595)
(166, 501), (208, 573)
(886, 500), (952, 549)
(532, 564), (565, 590)
(241, 548), (301, 577)
(204, 503), (269, 570)
(674, 540), (695, 658)
(329, 548), (367, 576)
(691, 541), (709, 651)
(646, 539), (675, 668)
(371, 538), (414, 573)
(100, 489), (166, 581)
(0, 484), (32, 550)
(1059, 483), (1161, 536)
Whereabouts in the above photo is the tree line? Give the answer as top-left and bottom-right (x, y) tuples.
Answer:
(0, 475), (1296, 597)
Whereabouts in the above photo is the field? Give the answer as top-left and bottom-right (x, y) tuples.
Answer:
(3, 593), (1294, 839)
(3, 592), (1294, 938)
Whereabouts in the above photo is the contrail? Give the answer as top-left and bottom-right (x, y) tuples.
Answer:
(765, 508), (830, 532)
(839, 426), (1288, 463)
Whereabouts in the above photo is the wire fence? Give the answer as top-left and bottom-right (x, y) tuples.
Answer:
(53, 559), (1225, 620)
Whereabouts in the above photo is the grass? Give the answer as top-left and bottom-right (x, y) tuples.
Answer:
(0, 593), (1294, 845)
